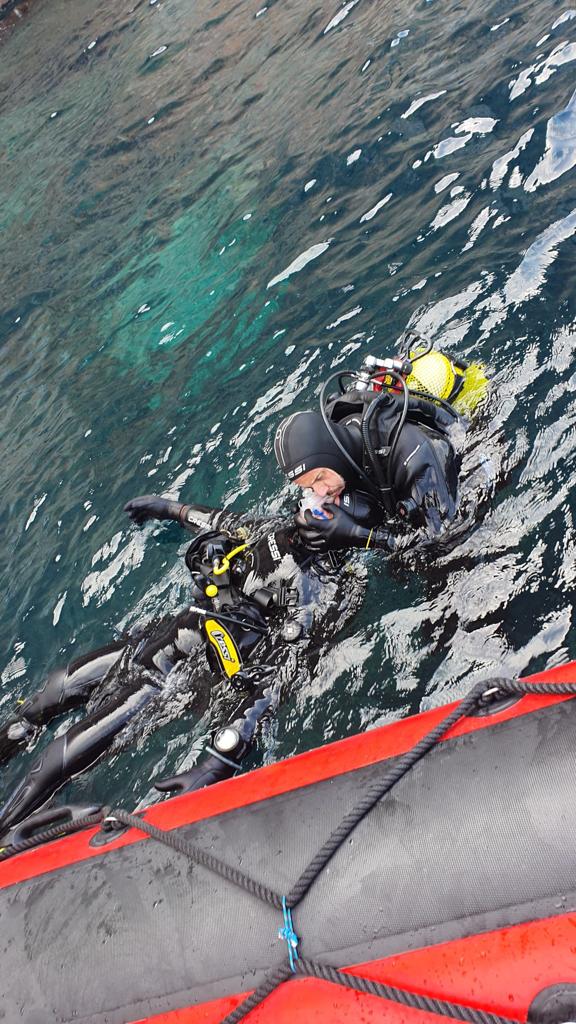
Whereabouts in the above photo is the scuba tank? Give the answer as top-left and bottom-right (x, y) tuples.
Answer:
(356, 330), (489, 418)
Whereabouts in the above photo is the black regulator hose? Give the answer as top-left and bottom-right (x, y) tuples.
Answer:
(361, 408), (388, 497)
(319, 371), (380, 497)
(361, 369), (410, 510)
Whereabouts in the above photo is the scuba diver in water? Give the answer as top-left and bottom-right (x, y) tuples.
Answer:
(276, 336), (489, 554)
(0, 497), (365, 838)
(0, 336), (489, 839)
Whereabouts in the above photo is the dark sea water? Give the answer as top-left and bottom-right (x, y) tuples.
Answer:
(0, 0), (575, 812)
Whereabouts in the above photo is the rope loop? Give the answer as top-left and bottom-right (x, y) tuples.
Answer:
(0, 806), (109, 862)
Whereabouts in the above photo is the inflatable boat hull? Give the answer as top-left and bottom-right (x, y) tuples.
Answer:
(1, 663), (576, 1023)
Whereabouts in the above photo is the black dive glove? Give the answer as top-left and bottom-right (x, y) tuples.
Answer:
(154, 753), (237, 794)
(124, 494), (184, 526)
(155, 726), (250, 794)
(298, 504), (394, 553)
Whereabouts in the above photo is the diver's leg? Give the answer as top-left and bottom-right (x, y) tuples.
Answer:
(0, 607), (208, 831)
(0, 676), (159, 835)
(0, 642), (127, 765)
(154, 666), (282, 794)
(134, 608), (204, 675)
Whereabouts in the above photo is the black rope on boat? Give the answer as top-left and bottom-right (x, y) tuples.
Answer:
(495, 679), (576, 696)
(0, 807), (110, 861)
(106, 808), (285, 909)
(220, 958), (522, 1024)
(285, 679), (488, 907)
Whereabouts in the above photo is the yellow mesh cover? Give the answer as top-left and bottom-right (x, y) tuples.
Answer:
(451, 362), (489, 417)
(406, 351), (455, 400)
(406, 350), (489, 416)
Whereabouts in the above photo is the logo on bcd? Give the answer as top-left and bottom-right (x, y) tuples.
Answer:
(205, 619), (241, 678)
(268, 533), (281, 562)
(212, 629), (233, 662)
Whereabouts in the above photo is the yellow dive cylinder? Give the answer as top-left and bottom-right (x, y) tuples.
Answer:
(405, 349), (488, 417)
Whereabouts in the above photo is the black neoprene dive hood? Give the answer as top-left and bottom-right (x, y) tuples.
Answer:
(274, 411), (363, 486)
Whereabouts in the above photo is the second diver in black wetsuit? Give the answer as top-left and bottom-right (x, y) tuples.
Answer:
(274, 345), (489, 554)
(0, 498), (365, 837)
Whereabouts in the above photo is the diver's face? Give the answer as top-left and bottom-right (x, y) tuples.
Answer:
(295, 467), (346, 499)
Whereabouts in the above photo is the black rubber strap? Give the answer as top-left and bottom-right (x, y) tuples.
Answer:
(0, 807), (109, 861)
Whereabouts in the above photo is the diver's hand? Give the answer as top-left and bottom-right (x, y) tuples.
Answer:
(124, 495), (184, 526)
(298, 504), (368, 551)
(298, 504), (393, 552)
(154, 754), (236, 794)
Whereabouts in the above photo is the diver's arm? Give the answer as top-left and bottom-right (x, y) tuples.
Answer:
(298, 500), (456, 555)
(179, 502), (247, 534)
(124, 495), (254, 535)
(297, 504), (395, 552)
(154, 668), (282, 794)
(390, 428), (460, 540)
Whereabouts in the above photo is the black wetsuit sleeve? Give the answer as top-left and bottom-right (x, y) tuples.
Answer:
(180, 502), (237, 533)
(124, 493), (266, 537)
(178, 502), (263, 537)
(387, 423), (460, 542)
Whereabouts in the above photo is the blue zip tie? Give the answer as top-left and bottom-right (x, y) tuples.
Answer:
(278, 897), (299, 971)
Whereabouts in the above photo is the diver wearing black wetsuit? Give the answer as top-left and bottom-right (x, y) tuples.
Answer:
(0, 500), (364, 837)
(274, 387), (460, 552)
